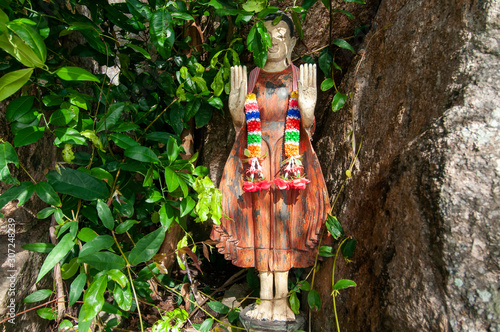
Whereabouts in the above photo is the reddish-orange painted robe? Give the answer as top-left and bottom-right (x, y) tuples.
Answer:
(211, 66), (330, 272)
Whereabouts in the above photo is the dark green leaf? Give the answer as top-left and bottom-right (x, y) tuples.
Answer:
(164, 167), (180, 192)
(208, 301), (229, 314)
(46, 168), (109, 201)
(35, 182), (61, 207)
(61, 257), (79, 279)
(167, 137), (180, 163)
(96, 199), (114, 230)
(69, 273), (86, 306)
(55, 67), (99, 82)
(193, 166), (209, 177)
(307, 289), (321, 311)
(343, 0), (366, 3)
(256, 6), (279, 19)
(114, 282), (133, 311)
(7, 21), (47, 62)
(150, 8), (174, 59)
(81, 275), (107, 322)
(318, 245), (335, 257)
(49, 108), (77, 126)
(0, 142), (19, 184)
(289, 291), (300, 314)
(54, 128), (86, 145)
(0, 68), (34, 102)
(332, 38), (355, 54)
(77, 251), (126, 270)
(145, 132), (177, 144)
(24, 289), (52, 303)
(36, 233), (75, 283)
(128, 227), (167, 266)
(77, 227), (98, 242)
(320, 0), (331, 10)
(79, 235), (114, 258)
(325, 215), (344, 239)
(109, 133), (140, 150)
(171, 12), (195, 21)
(124, 146), (159, 163)
(332, 9), (354, 20)
(0, 182), (35, 210)
(228, 309), (239, 324)
(14, 126), (45, 147)
(332, 279), (357, 291)
(37, 207), (55, 219)
(302, 0), (318, 10)
(180, 196), (195, 217)
(96, 103), (126, 132)
(126, 0), (152, 20)
(159, 203), (176, 229)
(195, 107), (212, 128)
(6, 96), (34, 122)
(342, 238), (357, 259)
(115, 219), (140, 234)
(22, 242), (54, 253)
(185, 99), (201, 119)
(299, 280), (311, 291)
(291, 11), (304, 40)
(318, 48), (333, 78)
(332, 92), (347, 111)
(320, 78), (334, 91)
(207, 96), (222, 110)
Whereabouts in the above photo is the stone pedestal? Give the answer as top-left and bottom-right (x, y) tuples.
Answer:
(239, 304), (306, 332)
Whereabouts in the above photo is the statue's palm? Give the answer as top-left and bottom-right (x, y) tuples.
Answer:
(229, 65), (247, 129)
(298, 64), (317, 129)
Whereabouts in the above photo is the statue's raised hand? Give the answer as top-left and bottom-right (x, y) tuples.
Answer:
(298, 64), (317, 132)
(229, 65), (247, 129)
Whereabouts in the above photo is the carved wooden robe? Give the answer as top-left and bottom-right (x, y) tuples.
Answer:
(211, 65), (330, 272)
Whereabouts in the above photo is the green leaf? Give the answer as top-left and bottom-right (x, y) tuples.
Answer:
(96, 102), (126, 132)
(126, 0), (152, 20)
(195, 107), (212, 128)
(325, 215), (344, 239)
(127, 43), (151, 59)
(81, 274), (107, 322)
(36, 233), (75, 283)
(150, 8), (174, 59)
(115, 219), (140, 234)
(299, 280), (311, 291)
(0, 32), (44, 68)
(159, 203), (176, 229)
(0, 182), (35, 210)
(46, 168), (109, 201)
(7, 21), (47, 62)
(6, 96), (34, 122)
(109, 133), (140, 150)
(318, 48), (333, 78)
(54, 128), (86, 145)
(207, 96), (223, 110)
(55, 66), (100, 82)
(22, 242), (54, 253)
(61, 257), (79, 279)
(59, 320), (73, 331)
(291, 11), (304, 40)
(24, 289), (53, 303)
(242, 0), (267, 12)
(180, 196), (195, 217)
(37, 207), (55, 219)
(37, 308), (56, 320)
(128, 227), (167, 266)
(79, 235), (114, 258)
(49, 108), (77, 126)
(343, 0), (366, 3)
(331, 92), (347, 111)
(342, 238), (357, 259)
(164, 167), (180, 192)
(289, 291), (300, 314)
(14, 126), (45, 147)
(332, 38), (356, 54)
(0, 68), (34, 102)
(320, 0), (331, 10)
(107, 269), (127, 288)
(321, 78), (335, 91)
(77, 251), (126, 270)
(124, 146), (159, 163)
(35, 182), (61, 207)
(318, 245), (334, 257)
(113, 282), (132, 311)
(96, 199), (114, 230)
(193, 166), (209, 177)
(69, 273), (86, 306)
(208, 301), (229, 314)
(302, 0), (319, 10)
(77, 227), (98, 242)
(199, 318), (213, 332)
(307, 289), (321, 311)
(167, 136), (181, 163)
(211, 70), (224, 97)
(0, 142), (19, 184)
(332, 279), (357, 291)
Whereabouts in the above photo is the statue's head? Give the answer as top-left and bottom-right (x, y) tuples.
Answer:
(263, 14), (297, 67)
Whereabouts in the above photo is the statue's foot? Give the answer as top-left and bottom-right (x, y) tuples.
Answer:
(246, 300), (273, 321)
(272, 298), (295, 321)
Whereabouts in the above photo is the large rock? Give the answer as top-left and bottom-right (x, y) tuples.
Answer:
(313, 0), (500, 331)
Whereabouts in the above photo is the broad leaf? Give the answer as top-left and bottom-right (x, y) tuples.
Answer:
(199, 318), (213, 332)
(318, 245), (335, 257)
(96, 199), (114, 230)
(36, 233), (75, 283)
(0, 182), (35, 210)
(180, 196), (195, 217)
(0, 68), (33, 102)
(69, 273), (86, 306)
(128, 227), (167, 266)
(342, 238), (357, 259)
(150, 8), (174, 59)
(46, 168), (109, 201)
(55, 66), (99, 82)
(7, 20), (47, 62)
(332, 38), (356, 54)
(307, 289), (321, 311)
(107, 269), (127, 288)
(289, 291), (300, 314)
(332, 279), (357, 291)
(6, 96), (34, 122)
(115, 219), (140, 234)
(78, 235), (114, 258)
(332, 92), (347, 111)
(77, 251), (126, 270)
(325, 215), (344, 239)
(81, 275), (107, 322)
(24, 289), (52, 303)
(208, 301), (229, 314)
(321, 78), (334, 91)
(124, 146), (159, 163)
(35, 181), (61, 207)
(14, 126), (45, 147)
(22, 243), (54, 253)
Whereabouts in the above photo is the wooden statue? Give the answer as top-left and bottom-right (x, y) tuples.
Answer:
(211, 14), (330, 321)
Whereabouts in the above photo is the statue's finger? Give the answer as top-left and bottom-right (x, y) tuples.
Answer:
(313, 64), (317, 87)
(300, 64), (304, 90)
(243, 66), (248, 95)
(309, 63), (313, 87)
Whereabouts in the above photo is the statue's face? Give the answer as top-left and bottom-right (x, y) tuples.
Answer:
(264, 20), (295, 63)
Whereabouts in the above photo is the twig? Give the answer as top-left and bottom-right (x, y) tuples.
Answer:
(0, 296), (66, 324)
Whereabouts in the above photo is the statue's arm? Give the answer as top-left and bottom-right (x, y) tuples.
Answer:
(298, 64), (317, 136)
(229, 65), (247, 132)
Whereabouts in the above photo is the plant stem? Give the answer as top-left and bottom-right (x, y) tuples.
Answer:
(332, 237), (349, 332)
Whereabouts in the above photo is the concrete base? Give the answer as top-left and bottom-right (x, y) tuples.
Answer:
(239, 304), (306, 332)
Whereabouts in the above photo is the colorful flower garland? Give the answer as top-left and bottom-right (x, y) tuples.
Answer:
(242, 91), (310, 192)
